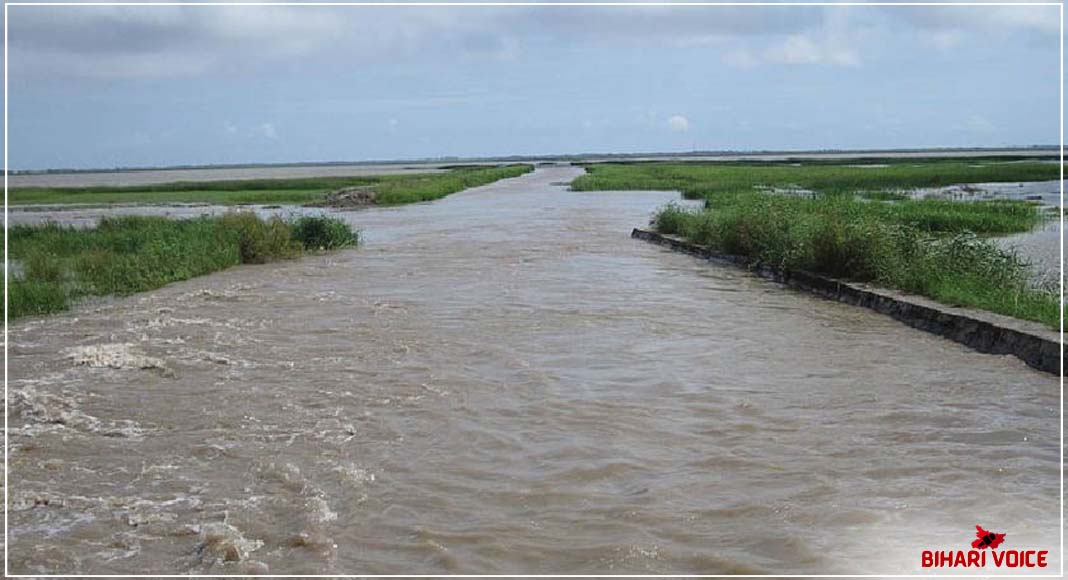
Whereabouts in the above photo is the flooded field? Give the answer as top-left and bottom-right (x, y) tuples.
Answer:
(998, 218), (1062, 289)
(913, 178), (1063, 285)
(8, 202), (334, 229)
(7, 166), (1060, 575)
(913, 179), (1062, 208)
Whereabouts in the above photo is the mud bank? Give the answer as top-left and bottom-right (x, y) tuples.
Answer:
(632, 228), (1060, 375)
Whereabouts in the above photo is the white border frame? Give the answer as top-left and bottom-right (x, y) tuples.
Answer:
(2, 2), (1059, 576)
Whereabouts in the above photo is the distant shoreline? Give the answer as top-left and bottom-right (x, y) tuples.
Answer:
(10, 145), (1060, 176)
(8, 146), (1061, 189)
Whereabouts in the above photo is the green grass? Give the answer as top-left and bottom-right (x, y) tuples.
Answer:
(372, 164), (532, 204)
(290, 215), (360, 250)
(7, 214), (358, 318)
(575, 160), (1060, 327)
(654, 196), (1057, 328)
(10, 165), (534, 206)
(572, 160), (1060, 197)
(703, 192), (1045, 235)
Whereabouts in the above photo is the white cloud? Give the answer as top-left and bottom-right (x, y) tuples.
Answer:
(667, 115), (690, 133)
(770, 34), (859, 66)
(725, 9), (863, 68)
(259, 123), (279, 140)
(724, 34), (859, 68)
(7, 4), (1056, 81)
(890, 4), (1060, 37)
(773, 35), (823, 65)
(8, 6), (513, 80)
(923, 30), (964, 51)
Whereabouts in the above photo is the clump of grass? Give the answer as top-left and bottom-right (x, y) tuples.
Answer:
(290, 216), (359, 250)
(871, 199), (1045, 234)
(10, 280), (68, 317)
(653, 202), (691, 235)
(7, 213), (359, 319)
(653, 195), (1058, 327)
(216, 212), (301, 263)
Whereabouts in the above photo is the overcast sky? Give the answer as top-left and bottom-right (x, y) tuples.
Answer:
(5, 2), (1062, 170)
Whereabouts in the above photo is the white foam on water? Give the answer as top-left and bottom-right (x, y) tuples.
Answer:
(11, 386), (150, 438)
(65, 343), (169, 374)
(192, 522), (265, 570)
(331, 461), (376, 486)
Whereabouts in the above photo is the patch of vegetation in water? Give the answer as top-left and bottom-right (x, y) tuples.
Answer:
(7, 214), (358, 318)
(574, 160), (1059, 327)
(10, 165), (534, 206)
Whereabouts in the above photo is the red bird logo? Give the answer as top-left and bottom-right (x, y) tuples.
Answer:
(971, 525), (1005, 549)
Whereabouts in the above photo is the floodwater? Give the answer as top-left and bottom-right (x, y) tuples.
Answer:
(7, 167), (1061, 575)
(913, 179), (1062, 209)
(998, 219), (1062, 289)
(8, 202), (334, 229)
(910, 179), (1063, 284)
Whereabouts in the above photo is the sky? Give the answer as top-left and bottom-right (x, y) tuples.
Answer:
(4, 1), (1063, 170)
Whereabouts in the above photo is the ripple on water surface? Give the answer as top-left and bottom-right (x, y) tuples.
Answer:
(8, 167), (1060, 575)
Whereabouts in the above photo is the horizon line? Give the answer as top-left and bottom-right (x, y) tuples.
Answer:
(9, 144), (1062, 175)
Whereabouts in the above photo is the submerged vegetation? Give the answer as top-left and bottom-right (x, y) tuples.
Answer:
(8, 214), (358, 318)
(10, 164), (533, 206)
(577, 160), (1059, 327)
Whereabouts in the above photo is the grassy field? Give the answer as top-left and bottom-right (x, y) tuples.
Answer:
(576, 160), (1060, 327)
(572, 159), (1060, 196)
(8, 214), (357, 318)
(10, 164), (533, 206)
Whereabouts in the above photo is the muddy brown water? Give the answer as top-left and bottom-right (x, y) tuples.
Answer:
(7, 167), (1061, 575)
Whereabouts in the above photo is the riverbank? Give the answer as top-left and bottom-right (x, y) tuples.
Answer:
(574, 160), (1061, 328)
(8, 214), (357, 318)
(9, 164), (533, 207)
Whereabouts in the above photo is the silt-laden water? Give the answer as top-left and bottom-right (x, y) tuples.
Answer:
(7, 167), (1060, 574)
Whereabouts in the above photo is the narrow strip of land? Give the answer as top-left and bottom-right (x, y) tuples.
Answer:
(9, 164), (533, 207)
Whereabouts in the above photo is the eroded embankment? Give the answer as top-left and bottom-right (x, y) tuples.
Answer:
(632, 228), (1060, 375)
